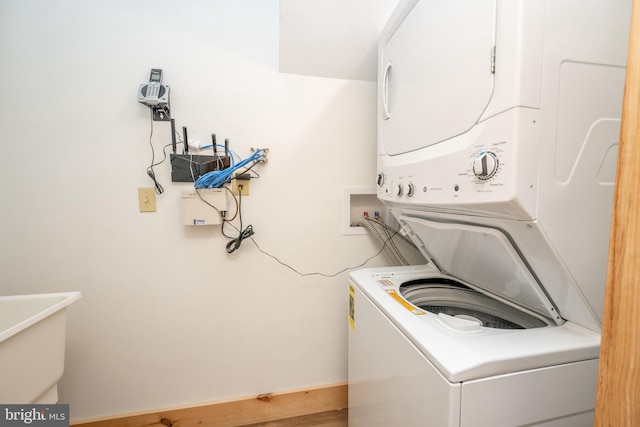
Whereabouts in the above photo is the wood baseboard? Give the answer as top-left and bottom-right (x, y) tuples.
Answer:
(71, 383), (347, 427)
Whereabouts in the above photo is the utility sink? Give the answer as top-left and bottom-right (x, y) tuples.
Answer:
(0, 292), (81, 403)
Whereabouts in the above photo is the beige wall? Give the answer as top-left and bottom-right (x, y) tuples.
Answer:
(0, 0), (389, 421)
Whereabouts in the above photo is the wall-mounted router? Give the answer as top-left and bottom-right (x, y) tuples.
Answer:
(170, 154), (230, 182)
(170, 120), (231, 182)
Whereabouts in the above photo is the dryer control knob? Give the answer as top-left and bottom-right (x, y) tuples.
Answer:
(396, 184), (403, 196)
(473, 151), (499, 179)
(377, 173), (385, 186)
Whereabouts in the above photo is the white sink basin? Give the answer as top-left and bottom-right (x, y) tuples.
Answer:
(0, 292), (81, 403)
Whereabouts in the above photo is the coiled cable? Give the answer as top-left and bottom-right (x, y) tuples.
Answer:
(225, 224), (254, 253)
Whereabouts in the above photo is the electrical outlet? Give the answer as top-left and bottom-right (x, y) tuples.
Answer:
(232, 176), (250, 196)
(138, 187), (157, 212)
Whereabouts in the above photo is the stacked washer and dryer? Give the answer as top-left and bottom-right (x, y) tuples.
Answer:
(347, 0), (632, 426)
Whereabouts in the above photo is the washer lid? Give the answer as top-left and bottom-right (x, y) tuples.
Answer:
(398, 215), (563, 325)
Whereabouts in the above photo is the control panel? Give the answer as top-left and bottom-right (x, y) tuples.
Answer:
(376, 108), (540, 220)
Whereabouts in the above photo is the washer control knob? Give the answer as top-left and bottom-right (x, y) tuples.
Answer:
(376, 173), (385, 187)
(473, 151), (499, 179)
(404, 183), (415, 197)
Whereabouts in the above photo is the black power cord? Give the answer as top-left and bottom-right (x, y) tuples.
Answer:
(146, 110), (165, 194)
(225, 224), (254, 253)
(222, 185), (254, 253)
(216, 175), (405, 275)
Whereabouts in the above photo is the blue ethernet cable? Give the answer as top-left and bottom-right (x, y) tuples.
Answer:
(194, 148), (266, 189)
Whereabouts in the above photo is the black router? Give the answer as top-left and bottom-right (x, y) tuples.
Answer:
(170, 153), (230, 182)
(169, 120), (230, 182)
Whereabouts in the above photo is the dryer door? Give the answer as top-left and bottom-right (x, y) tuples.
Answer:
(380, 0), (496, 156)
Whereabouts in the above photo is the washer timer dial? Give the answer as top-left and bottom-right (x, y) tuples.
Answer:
(472, 151), (499, 180)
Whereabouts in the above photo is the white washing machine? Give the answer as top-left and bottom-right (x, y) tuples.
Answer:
(348, 0), (632, 425)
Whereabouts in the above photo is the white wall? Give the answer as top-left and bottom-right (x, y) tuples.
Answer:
(279, 0), (399, 81)
(0, 0), (387, 421)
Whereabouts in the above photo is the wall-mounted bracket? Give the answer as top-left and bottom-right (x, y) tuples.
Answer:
(152, 104), (171, 121)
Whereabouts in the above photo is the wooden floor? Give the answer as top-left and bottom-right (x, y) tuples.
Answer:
(239, 410), (347, 427)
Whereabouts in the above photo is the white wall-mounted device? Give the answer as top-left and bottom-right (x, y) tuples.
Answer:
(181, 189), (227, 225)
(138, 68), (170, 121)
(138, 69), (169, 106)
